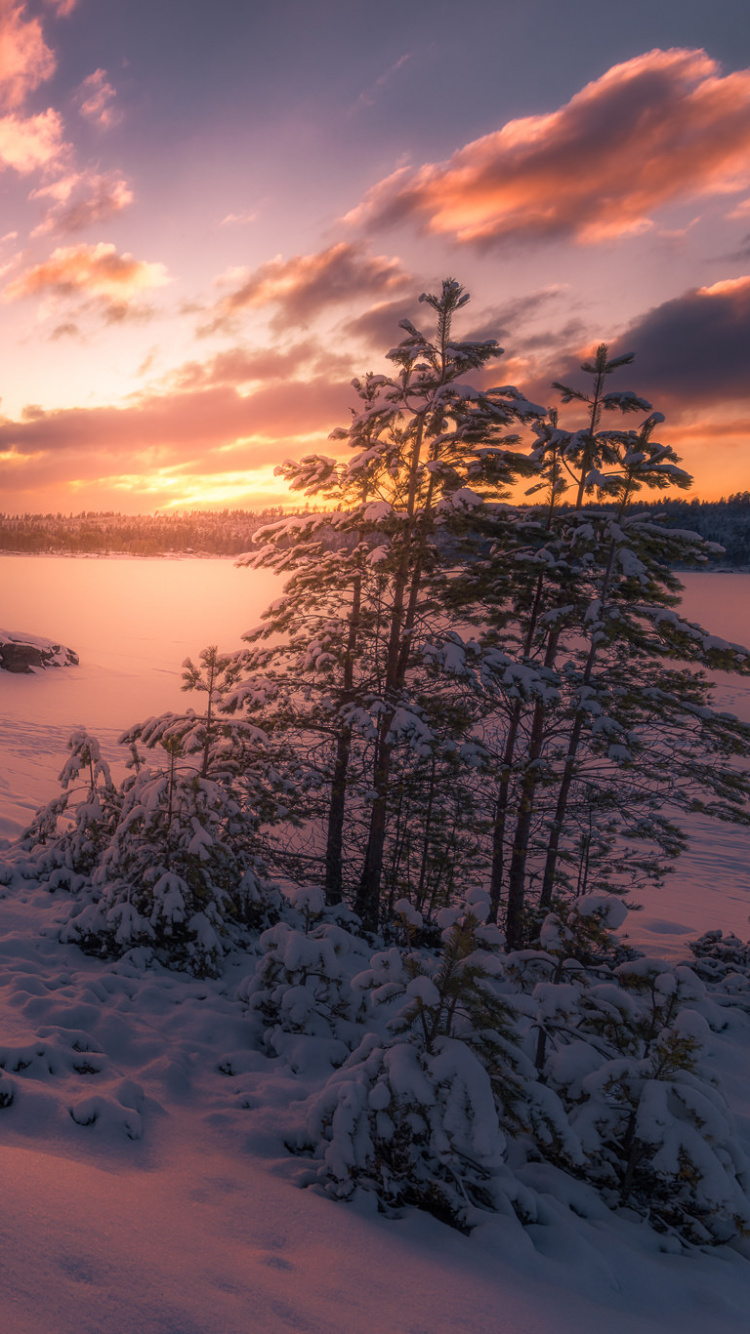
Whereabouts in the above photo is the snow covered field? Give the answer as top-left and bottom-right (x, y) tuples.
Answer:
(1, 557), (750, 1333)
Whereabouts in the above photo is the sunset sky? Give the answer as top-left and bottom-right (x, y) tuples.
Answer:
(0, 0), (749, 513)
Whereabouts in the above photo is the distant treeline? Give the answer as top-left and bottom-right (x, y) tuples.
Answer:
(1, 494), (749, 563)
(0, 508), (290, 555)
(572, 493), (750, 567)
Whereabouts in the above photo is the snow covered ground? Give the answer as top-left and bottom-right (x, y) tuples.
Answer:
(1, 883), (750, 1334)
(1, 558), (750, 1331)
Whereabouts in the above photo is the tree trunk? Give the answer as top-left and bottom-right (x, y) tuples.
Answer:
(355, 732), (394, 929)
(487, 502), (559, 925)
(503, 626), (560, 945)
(356, 416), (429, 928)
(324, 724), (351, 904)
(538, 538), (619, 908)
(323, 570), (362, 904)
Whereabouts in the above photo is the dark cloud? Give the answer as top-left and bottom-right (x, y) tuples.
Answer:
(340, 296), (422, 350)
(542, 277), (750, 408)
(515, 319), (589, 354)
(462, 289), (568, 345)
(619, 277), (750, 404)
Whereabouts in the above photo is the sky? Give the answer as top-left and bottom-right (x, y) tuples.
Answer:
(0, 0), (749, 514)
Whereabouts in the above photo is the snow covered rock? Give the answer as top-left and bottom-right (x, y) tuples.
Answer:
(0, 628), (78, 673)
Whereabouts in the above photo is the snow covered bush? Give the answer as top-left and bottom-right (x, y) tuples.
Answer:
(7, 647), (292, 976)
(503, 893), (629, 1075)
(240, 885), (370, 1071)
(304, 1030), (515, 1230)
(688, 929), (750, 998)
(497, 899), (750, 1243)
(60, 749), (276, 976)
(17, 730), (120, 892)
(300, 890), (573, 1229)
(546, 955), (750, 1243)
(16, 650), (285, 975)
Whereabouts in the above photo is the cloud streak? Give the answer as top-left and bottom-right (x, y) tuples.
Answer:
(170, 342), (319, 391)
(347, 49), (750, 247)
(44, 0), (77, 16)
(204, 241), (409, 332)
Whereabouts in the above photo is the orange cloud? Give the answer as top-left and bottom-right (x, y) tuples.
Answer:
(0, 106), (65, 172)
(44, 0), (77, 15)
(0, 374), (354, 511)
(3, 241), (169, 303)
(347, 48), (750, 247)
(0, 377), (351, 456)
(74, 69), (119, 129)
(204, 241), (409, 332)
(0, 1), (55, 112)
(30, 168), (133, 233)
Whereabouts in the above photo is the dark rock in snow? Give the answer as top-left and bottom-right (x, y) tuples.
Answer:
(0, 629), (79, 673)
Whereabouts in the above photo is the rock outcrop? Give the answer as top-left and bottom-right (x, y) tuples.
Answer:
(0, 630), (79, 673)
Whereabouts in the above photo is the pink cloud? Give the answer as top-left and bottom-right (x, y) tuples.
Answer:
(0, 5), (66, 175)
(204, 241), (409, 332)
(347, 48), (750, 247)
(74, 69), (120, 130)
(30, 168), (133, 234)
(3, 241), (168, 303)
(0, 107), (65, 172)
(0, 1), (55, 112)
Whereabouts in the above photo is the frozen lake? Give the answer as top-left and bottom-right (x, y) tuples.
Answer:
(1, 556), (749, 948)
(0, 555), (280, 836)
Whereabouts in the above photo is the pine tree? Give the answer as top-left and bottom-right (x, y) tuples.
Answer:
(446, 349), (750, 944)
(232, 279), (542, 929)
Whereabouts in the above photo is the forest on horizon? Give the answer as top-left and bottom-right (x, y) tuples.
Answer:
(2, 493), (750, 563)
